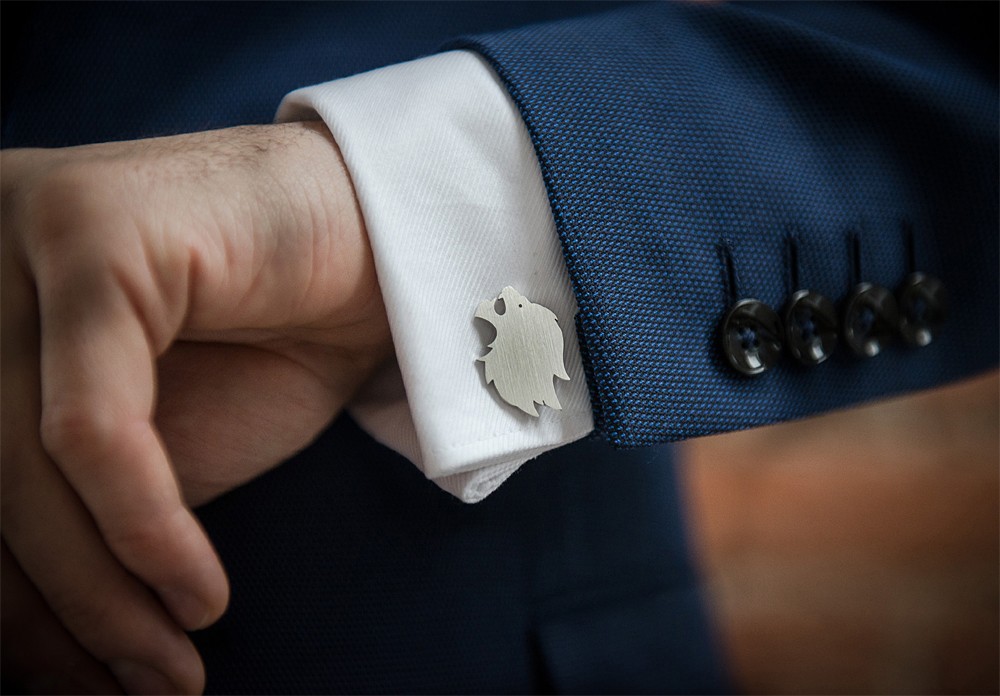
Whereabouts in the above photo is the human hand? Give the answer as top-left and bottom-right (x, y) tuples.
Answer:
(1, 122), (392, 693)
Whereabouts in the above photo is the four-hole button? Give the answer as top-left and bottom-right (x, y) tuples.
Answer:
(721, 299), (783, 376)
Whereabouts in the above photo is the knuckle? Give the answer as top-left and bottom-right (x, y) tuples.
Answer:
(45, 583), (125, 654)
(33, 162), (111, 218)
(45, 581), (170, 668)
(103, 511), (176, 566)
(25, 161), (136, 261)
(39, 402), (120, 463)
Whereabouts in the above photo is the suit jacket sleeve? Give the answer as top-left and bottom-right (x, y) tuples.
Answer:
(450, 1), (998, 447)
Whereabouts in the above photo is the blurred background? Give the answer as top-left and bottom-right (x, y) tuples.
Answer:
(679, 370), (998, 694)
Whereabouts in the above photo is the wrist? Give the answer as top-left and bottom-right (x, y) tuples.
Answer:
(257, 121), (393, 391)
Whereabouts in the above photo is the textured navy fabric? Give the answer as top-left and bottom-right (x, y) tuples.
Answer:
(1, 2), (618, 146)
(193, 417), (725, 694)
(454, 1), (999, 446)
(3, 2), (995, 693)
(2, 3), (731, 693)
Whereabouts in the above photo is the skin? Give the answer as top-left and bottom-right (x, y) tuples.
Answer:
(0, 122), (393, 694)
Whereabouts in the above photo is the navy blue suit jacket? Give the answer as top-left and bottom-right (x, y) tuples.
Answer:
(2, 2), (996, 693)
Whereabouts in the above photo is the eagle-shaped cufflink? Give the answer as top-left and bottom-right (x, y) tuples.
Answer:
(474, 287), (570, 417)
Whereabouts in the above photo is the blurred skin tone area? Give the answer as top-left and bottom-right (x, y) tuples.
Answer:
(680, 370), (999, 695)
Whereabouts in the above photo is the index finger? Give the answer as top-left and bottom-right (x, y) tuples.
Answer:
(35, 257), (229, 631)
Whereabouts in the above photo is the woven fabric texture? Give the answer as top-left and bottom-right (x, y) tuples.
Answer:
(1, 4), (727, 692)
(2, 3), (994, 692)
(454, 1), (999, 447)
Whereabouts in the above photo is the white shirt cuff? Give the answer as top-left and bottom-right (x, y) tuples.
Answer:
(275, 50), (594, 503)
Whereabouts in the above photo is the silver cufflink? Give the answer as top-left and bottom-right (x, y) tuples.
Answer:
(475, 287), (570, 417)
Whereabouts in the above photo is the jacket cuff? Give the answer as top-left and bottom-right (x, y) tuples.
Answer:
(453, 2), (999, 446)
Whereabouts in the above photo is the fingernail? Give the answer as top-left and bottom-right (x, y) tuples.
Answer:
(110, 661), (178, 696)
(159, 586), (211, 630)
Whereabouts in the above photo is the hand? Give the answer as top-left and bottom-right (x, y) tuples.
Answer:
(1, 122), (392, 693)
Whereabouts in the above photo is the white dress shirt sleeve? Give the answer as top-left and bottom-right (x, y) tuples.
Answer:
(275, 50), (594, 503)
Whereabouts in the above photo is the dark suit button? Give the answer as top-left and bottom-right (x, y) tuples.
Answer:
(843, 283), (898, 357)
(897, 272), (947, 347)
(721, 299), (782, 376)
(783, 290), (837, 365)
